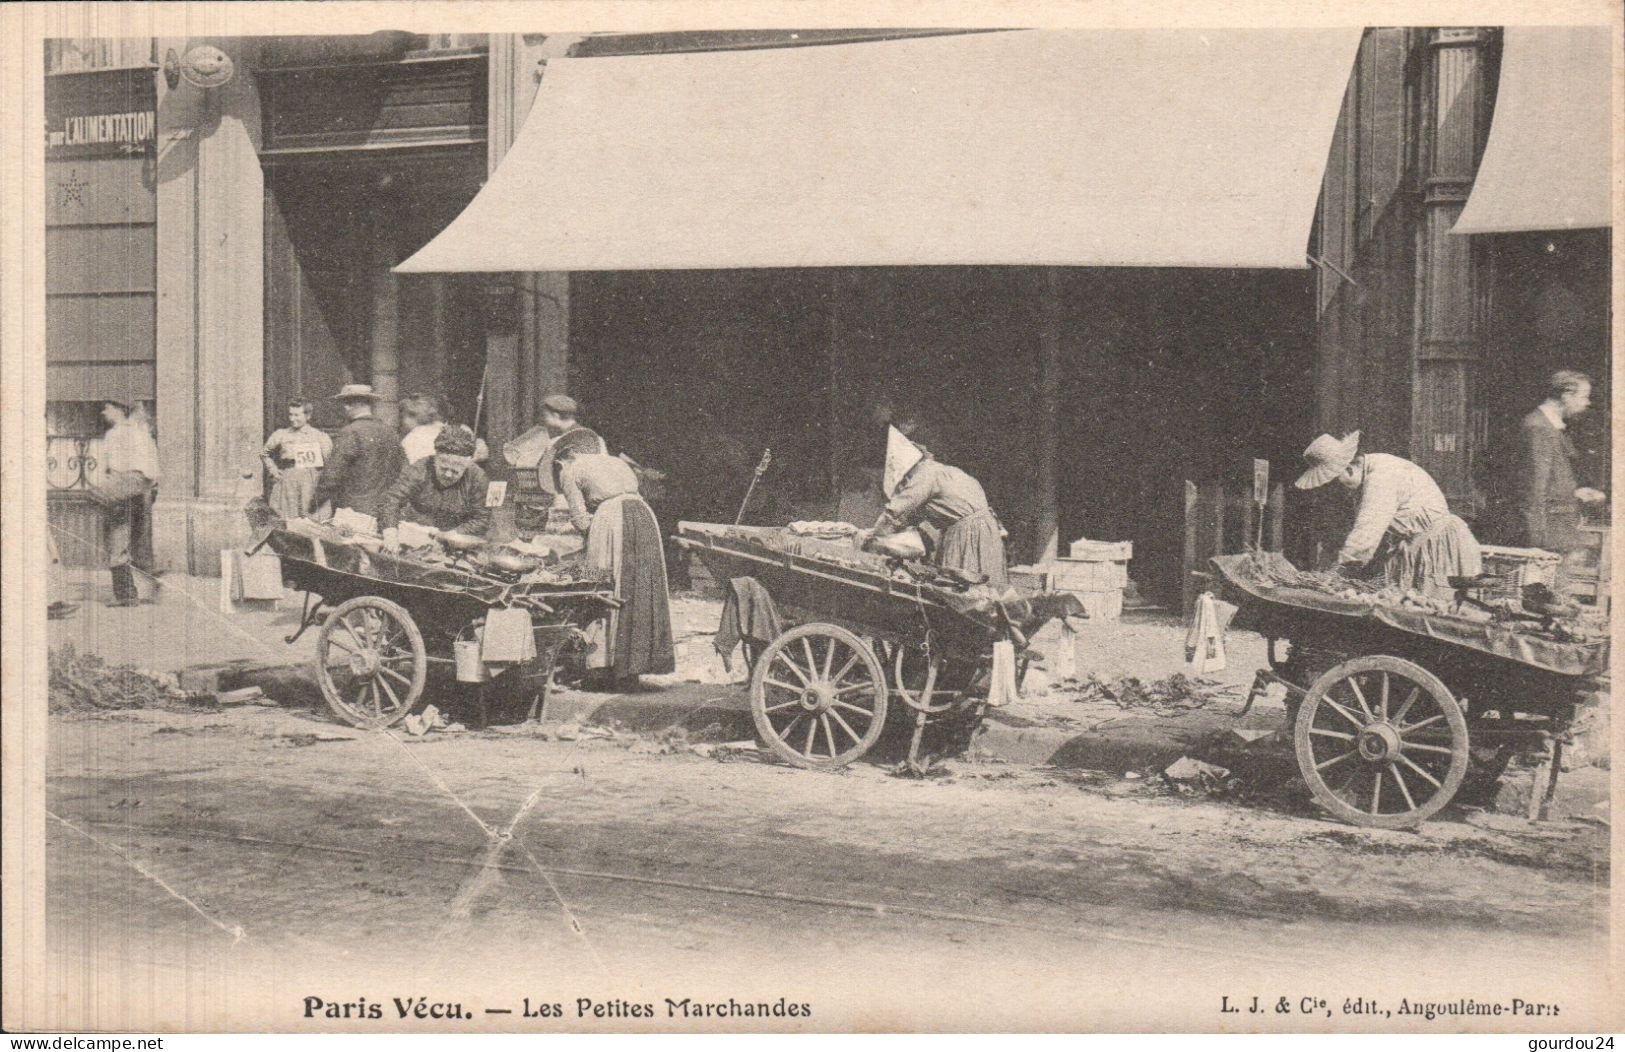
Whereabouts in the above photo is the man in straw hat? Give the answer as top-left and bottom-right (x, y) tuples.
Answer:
(1295, 431), (1481, 601)
(311, 384), (402, 521)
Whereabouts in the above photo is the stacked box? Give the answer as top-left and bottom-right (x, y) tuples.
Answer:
(1019, 539), (1134, 621)
(1478, 544), (1562, 600)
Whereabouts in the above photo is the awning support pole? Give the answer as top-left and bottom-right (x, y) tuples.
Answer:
(1034, 266), (1062, 565)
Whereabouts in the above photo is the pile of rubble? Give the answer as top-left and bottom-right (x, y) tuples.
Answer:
(48, 644), (192, 713)
(1057, 672), (1234, 717)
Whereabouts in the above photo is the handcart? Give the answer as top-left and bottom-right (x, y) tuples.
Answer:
(676, 522), (1083, 769)
(1211, 552), (1608, 829)
(262, 526), (619, 729)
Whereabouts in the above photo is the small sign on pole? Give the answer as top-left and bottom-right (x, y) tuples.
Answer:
(1252, 459), (1270, 551)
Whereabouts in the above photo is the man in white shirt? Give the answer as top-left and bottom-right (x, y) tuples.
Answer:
(399, 393), (489, 465)
(1296, 431), (1481, 601)
(97, 401), (160, 606)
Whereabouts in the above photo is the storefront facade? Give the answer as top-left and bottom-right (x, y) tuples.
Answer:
(1310, 26), (1612, 550)
(44, 26), (1607, 599)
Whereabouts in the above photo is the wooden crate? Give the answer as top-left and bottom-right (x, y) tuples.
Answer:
(1478, 544), (1562, 600)
(1562, 526), (1611, 613)
(1019, 538), (1132, 622)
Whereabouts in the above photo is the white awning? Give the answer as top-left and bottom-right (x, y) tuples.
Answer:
(1453, 26), (1613, 235)
(397, 28), (1361, 273)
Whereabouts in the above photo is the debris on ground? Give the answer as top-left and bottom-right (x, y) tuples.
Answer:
(888, 758), (953, 780)
(555, 722), (581, 741)
(1162, 756), (1233, 793)
(276, 732), (358, 747)
(216, 686), (270, 706)
(49, 644), (198, 713)
(1056, 672), (1234, 717)
(402, 704), (446, 737)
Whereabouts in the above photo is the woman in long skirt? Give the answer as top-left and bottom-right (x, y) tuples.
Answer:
(559, 449), (675, 682)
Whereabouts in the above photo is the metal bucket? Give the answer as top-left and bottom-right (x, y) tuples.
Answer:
(453, 639), (488, 683)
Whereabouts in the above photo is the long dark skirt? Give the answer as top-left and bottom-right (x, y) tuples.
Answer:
(585, 495), (675, 677)
(937, 508), (1008, 590)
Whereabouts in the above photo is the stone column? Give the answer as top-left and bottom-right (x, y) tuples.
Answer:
(1412, 28), (1490, 510)
(489, 33), (579, 431)
(1032, 267), (1064, 565)
(152, 34), (265, 573)
(369, 223), (401, 429)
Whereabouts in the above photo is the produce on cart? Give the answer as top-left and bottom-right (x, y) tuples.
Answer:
(1211, 550), (1607, 829)
(256, 514), (617, 730)
(677, 522), (1084, 770)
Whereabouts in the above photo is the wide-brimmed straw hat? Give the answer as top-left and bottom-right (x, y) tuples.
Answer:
(334, 383), (381, 402)
(1294, 431), (1361, 489)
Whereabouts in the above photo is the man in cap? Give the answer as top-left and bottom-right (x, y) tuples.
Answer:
(503, 393), (607, 493)
(311, 384), (402, 522)
(1295, 431), (1481, 601)
(379, 424), (491, 548)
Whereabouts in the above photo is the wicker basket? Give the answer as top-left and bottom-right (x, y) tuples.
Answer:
(1477, 544), (1562, 600)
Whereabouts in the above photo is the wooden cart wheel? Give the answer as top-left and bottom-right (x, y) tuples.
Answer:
(315, 596), (427, 729)
(1294, 655), (1469, 829)
(750, 623), (887, 769)
(890, 644), (961, 713)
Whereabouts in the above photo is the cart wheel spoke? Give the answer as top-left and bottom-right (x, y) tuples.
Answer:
(375, 674), (403, 713)
(827, 708), (862, 744)
(819, 714), (837, 757)
(1369, 769), (1383, 815)
(1377, 671), (1390, 720)
(762, 699), (802, 714)
(1389, 763), (1417, 811)
(1399, 712), (1444, 733)
(1391, 685), (1421, 725)
(1402, 741), (1455, 756)
(773, 651), (812, 687)
(1315, 749), (1357, 772)
(834, 679), (877, 696)
(762, 677), (805, 695)
(778, 711), (809, 740)
(1345, 676), (1375, 720)
(1308, 728), (1354, 741)
(1319, 696), (1366, 730)
(822, 638), (836, 680)
(831, 699), (876, 720)
(378, 664), (413, 688)
(325, 634), (358, 657)
(803, 714), (817, 756)
(338, 617), (368, 654)
(1396, 753), (1442, 789)
(828, 652), (860, 688)
(801, 637), (818, 678)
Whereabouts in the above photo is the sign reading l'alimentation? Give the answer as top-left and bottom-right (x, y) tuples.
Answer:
(44, 67), (156, 158)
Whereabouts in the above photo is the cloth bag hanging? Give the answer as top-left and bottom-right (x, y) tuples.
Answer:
(1185, 592), (1232, 675)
